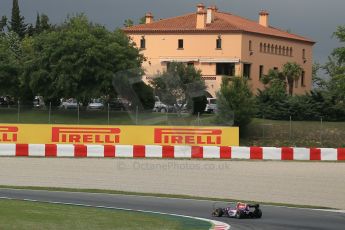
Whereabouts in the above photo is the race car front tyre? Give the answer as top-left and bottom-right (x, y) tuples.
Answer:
(212, 208), (223, 217)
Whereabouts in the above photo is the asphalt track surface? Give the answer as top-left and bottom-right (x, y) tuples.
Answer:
(0, 189), (344, 230)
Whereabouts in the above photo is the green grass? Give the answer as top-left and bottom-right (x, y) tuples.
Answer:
(0, 185), (334, 210)
(0, 198), (211, 230)
(242, 118), (345, 148)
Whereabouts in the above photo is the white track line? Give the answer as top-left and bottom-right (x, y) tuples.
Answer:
(1, 187), (345, 214)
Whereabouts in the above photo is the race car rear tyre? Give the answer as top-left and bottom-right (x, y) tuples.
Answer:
(212, 208), (223, 217)
(254, 209), (262, 218)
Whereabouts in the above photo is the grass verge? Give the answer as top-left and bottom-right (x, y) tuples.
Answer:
(0, 108), (216, 126)
(0, 185), (334, 210)
(243, 118), (345, 148)
(0, 198), (211, 230)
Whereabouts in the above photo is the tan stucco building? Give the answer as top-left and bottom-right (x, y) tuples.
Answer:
(124, 4), (315, 97)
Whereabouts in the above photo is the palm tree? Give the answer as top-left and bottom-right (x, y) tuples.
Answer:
(282, 62), (303, 95)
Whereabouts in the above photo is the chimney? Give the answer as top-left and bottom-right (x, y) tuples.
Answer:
(259, 10), (269, 27)
(196, 3), (206, 29)
(145, 12), (154, 24)
(206, 7), (215, 24)
(197, 3), (205, 12)
(212, 5), (218, 12)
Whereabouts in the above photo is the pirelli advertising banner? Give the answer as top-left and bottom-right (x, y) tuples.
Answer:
(0, 124), (239, 146)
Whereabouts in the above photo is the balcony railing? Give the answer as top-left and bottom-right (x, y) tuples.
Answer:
(145, 75), (233, 81)
(202, 76), (217, 81)
(202, 75), (235, 81)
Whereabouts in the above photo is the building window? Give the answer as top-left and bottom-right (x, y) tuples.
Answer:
(216, 36), (222, 49)
(301, 71), (305, 86)
(249, 40), (252, 51)
(259, 65), (264, 79)
(273, 67), (278, 71)
(140, 36), (146, 49)
(258, 43), (295, 57)
(166, 62), (171, 71)
(187, 62), (194, 67)
(302, 49), (306, 59)
(243, 64), (251, 79)
(295, 79), (299, 88)
(178, 39), (184, 49)
(216, 63), (235, 76)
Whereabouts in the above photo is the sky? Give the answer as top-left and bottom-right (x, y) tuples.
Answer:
(1, 0), (344, 64)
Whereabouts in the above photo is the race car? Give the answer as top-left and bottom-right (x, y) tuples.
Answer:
(212, 202), (262, 219)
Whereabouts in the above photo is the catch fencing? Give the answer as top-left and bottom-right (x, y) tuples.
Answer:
(0, 102), (230, 127)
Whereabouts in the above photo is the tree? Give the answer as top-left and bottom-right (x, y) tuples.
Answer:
(133, 82), (155, 110)
(256, 69), (289, 119)
(40, 14), (52, 31)
(23, 15), (144, 105)
(27, 24), (34, 36)
(0, 16), (7, 33)
(34, 13), (41, 33)
(124, 16), (146, 27)
(323, 25), (345, 118)
(216, 77), (255, 129)
(282, 62), (303, 95)
(123, 19), (134, 27)
(331, 25), (345, 63)
(0, 33), (21, 96)
(34, 13), (53, 34)
(139, 16), (146, 24)
(325, 25), (345, 93)
(260, 68), (287, 100)
(312, 63), (327, 89)
(112, 68), (154, 110)
(9, 0), (27, 38)
(5, 31), (22, 58)
(150, 62), (206, 114)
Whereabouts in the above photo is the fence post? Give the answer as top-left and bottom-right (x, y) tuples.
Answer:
(262, 115), (265, 139)
(48, 102), (52, 124)
(197, 112), (200, 126)
(289, 116), (292, 141)
(77, 104), (80, 124)
(320, 117), (323, 145)
(17, 100), (20, 123)
(166, 110), (168, 124)
(107, 103), (110, 125)
(135, 106), (138, 125)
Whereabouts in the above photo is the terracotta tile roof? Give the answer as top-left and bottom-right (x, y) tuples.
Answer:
(123, 11), (314, 43)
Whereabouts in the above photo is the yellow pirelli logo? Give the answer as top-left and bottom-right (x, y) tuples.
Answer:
(154, 128), (222, 145)
(52, 127), (121, 144)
